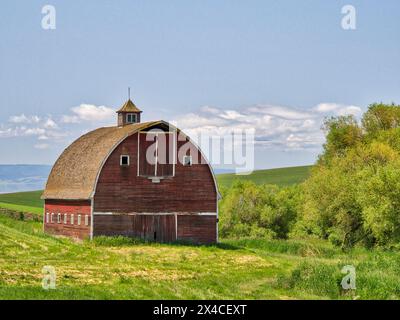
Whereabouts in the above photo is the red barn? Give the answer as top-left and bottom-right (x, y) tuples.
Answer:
(42, 99), (220, 244)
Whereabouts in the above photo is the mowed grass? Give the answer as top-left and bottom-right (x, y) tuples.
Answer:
(217, 165), (312, 188)
(0, 190), (43, 215)
(0, 214), (400, 299)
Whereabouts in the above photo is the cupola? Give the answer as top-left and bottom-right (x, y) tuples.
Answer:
(116, 97), (142, 126)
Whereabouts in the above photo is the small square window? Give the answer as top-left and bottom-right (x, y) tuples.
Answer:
(183, 155), (192, 166)
(85, 215), (89, 226)
(71, 214), (74, 225)
(126, 113), (136, 123)
(120, 155), (130, 166)
(78, 215), (81, 226)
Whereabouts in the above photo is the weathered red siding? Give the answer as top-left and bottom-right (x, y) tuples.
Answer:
(93, 214), (176, 242)
(177, 215), (217, 244)
(44, 200), (91, 239)
(93, 132), (217, 214)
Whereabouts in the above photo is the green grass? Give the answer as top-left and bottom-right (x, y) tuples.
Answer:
(217, 165), (312, 188)
(0, 214), (399, 300)
(0, 190), (43, 212)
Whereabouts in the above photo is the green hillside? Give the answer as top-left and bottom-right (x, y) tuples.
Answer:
(217, 165), (312, 188)
(0, 190), (43, 214)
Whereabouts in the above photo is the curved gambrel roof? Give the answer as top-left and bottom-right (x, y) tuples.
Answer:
(42, 121), (220, 200)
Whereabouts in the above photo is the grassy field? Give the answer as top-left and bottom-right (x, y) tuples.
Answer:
(1, 167), (398, 299)
(217, 165), (312, 188)
(0, 190), (43, 215)
(0, 214), (399, 299)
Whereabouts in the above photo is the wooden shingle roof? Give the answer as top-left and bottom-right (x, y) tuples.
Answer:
(41, 121), (159, 200)
(117, 99), (142, 113)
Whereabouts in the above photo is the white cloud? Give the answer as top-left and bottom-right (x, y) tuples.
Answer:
(43, 118), (58, 129)
(9, 114), (41, 124)
(62, 104), (115, 123)
(172, 102), (362, 152)
(34, 143), (50, 150)
(314, 103), (362, 116)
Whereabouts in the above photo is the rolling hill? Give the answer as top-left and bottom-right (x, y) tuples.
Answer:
(216, 165), (312, 188)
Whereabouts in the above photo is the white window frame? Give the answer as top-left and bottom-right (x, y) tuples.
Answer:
(57, 213), (61, 223)
(71, 214), (74, 225)
(78, 214), (81, 226)
(85, 215), (89, 226)
(126, 113), (136, 123)
(120, 155), (130, 166)
(51, 213), (54, 223)
(46, 213), (50, 223)
(183, 155), (193, 166)
(64, 213), (67, 224)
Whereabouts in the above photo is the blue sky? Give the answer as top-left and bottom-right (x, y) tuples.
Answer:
(0, 0), (399, 169)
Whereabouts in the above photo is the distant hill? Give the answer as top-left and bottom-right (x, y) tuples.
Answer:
(217, 165), (313, 188)
(0, 165), (51, 194)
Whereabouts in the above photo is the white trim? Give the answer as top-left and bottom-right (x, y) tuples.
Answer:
(172, 130), (176, 177)
(216, 195), (219, 243)
(90, 198), (94, 240)
(175, 213), (178, 241)
(120, 155), (130, 166)
(137, 132), (140, 176)
(154, 134), (158, 177)
(126, 113), (137, 124)
(93, 212), (114, 215)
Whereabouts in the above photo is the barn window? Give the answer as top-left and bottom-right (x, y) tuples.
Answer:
(71, 214), (74, 225)
(46, 213), (49, 223)
(78, 215), (81, 225)
(120, 155), (130, 166)
(64, 214), (67, 224)
(51, 213), (54, 223)
(85, 215), (89, 226)
(183, 155), (192, 166)
(57, 213), (61, 223)
(126, 113), (136, 123)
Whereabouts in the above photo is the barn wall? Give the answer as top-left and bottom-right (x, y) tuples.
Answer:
(44, 200), (91, 239)
(177, 215), (217, 244)
(93, 214), (176, 242)
(93, 213), (217, 244)
(93, 132), (217, 213)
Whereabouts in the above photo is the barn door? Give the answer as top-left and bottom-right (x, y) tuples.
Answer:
(138, 131), (175, 177)
(131, 214), (176, 243)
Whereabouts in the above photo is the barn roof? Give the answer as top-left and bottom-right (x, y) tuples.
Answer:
(117, 99), (142, 113)
(42, 120), (220, 200)
(42, 121), (159, 200)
